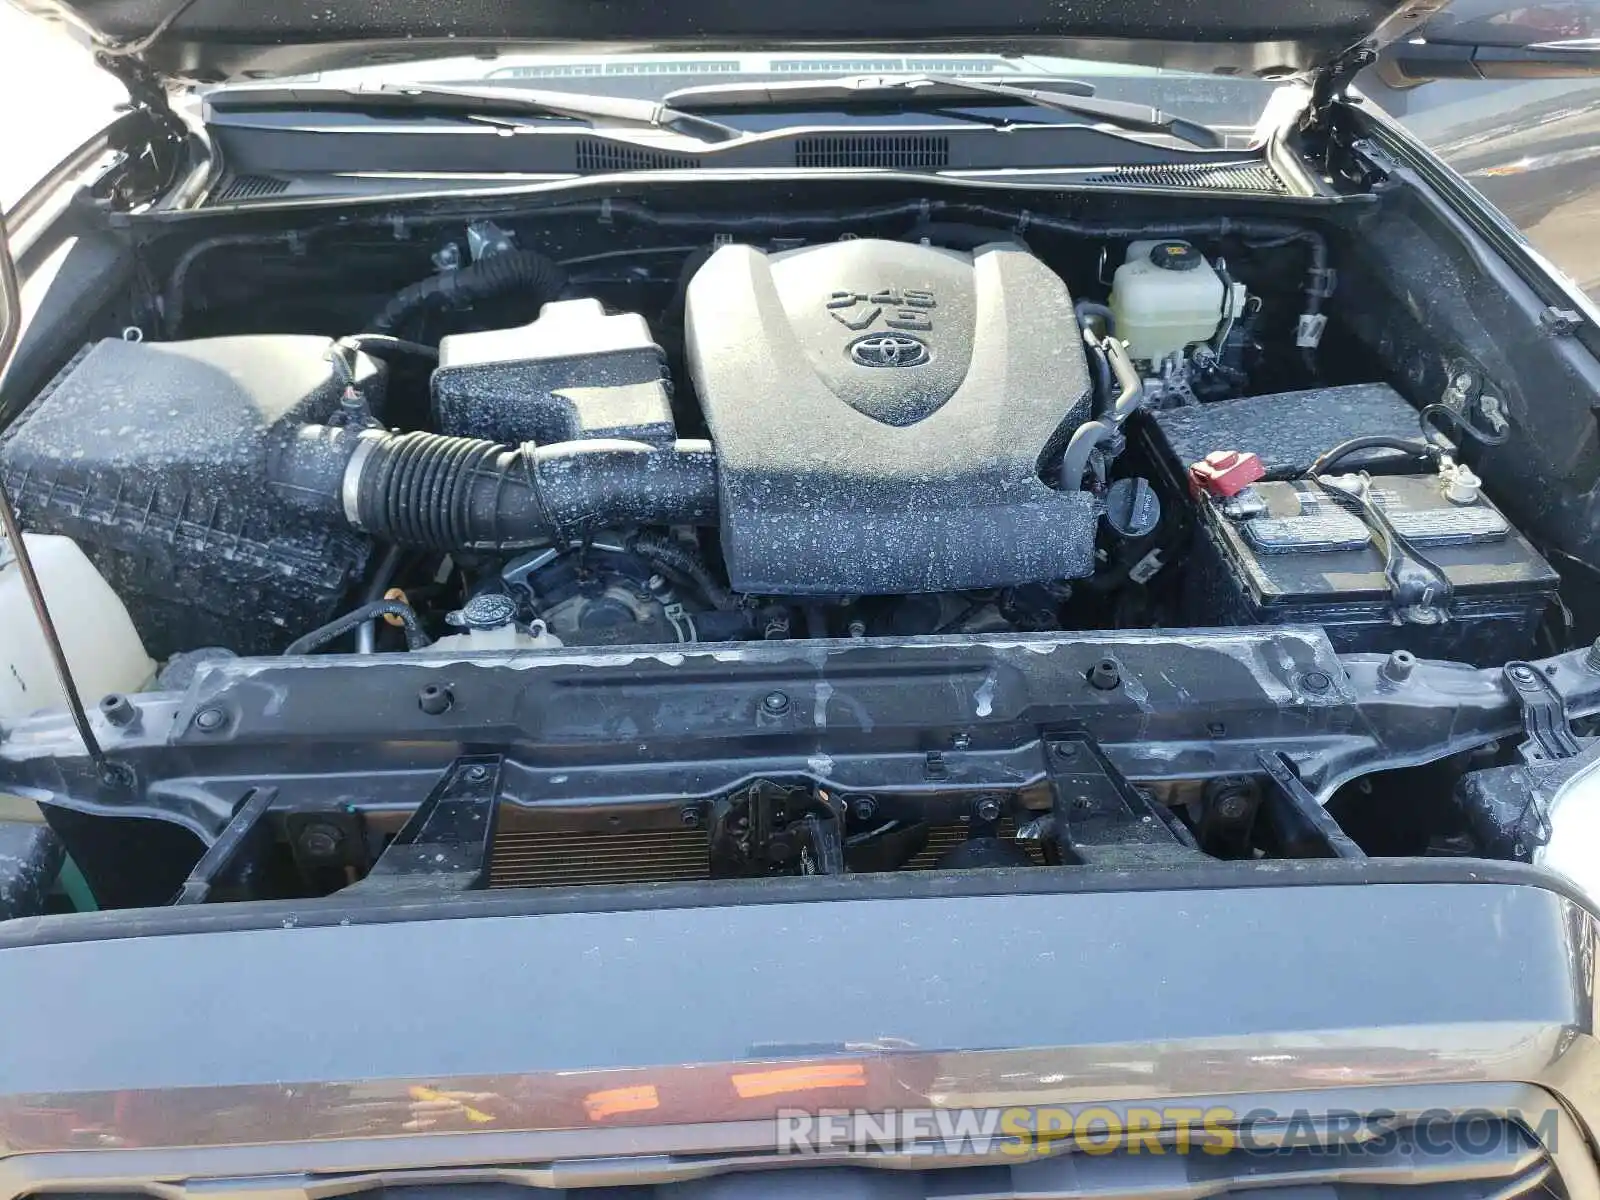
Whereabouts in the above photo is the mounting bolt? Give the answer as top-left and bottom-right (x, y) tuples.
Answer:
(1216, 793), (1250, 820)
(98, 761), (136, 790)
(679, 804), (703, 829)
(1052, 740), (1079, 760)
(761, 690), (791, 716)
(1381, 650), (1416, 683)
(1299, 670), (1333, 694)
(194, 705), (229, 733)
(1088, 658), (1121, 690)
(847, 794), (878, 821)
(99, 693), (137, 728)
(464, 764), (490, 782)
(418, 684), (454, 715)
(847, 620), (867, 639)
(1508, 664), (1539, 686)
(974, 794), (1004, 823)
(298, 823), (344, 859)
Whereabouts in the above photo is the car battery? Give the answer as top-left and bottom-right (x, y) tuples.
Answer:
(1182, 472), (1559, 665)
(1151, 382), (1440, 480)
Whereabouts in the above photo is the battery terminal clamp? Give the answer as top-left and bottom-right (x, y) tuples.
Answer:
(1317, 472), (1455, 626)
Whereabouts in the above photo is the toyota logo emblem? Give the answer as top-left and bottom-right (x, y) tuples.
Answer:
(849, 333), (930, 369)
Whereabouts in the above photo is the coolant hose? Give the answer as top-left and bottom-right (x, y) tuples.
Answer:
(1102, 332), (1144, 424)
(369, 249), (567, 336)
(272, 426), (718, 551)
(1062, 331), (1145, 489)
(1074, 300), (1116, 337)
(1060, 420), (1118, 491)
(285, 600), (432, 656)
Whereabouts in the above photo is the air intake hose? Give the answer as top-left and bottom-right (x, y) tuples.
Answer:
(273, 426), (717, 550)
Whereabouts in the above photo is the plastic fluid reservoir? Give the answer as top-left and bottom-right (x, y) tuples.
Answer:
(1109, 239), (1229, 363)
(429, 620), (565, 654)
(0, 534), (154, 720)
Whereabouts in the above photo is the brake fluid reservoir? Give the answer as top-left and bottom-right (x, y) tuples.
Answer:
(0, 534), (153, 720)
(1109, 240), (1229, 363)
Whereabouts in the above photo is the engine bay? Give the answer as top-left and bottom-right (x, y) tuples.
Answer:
(0, 205), (1553, 664)
(0, 186), (1594, 909)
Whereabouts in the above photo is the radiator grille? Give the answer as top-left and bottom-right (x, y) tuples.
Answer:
(490, 828), (710, 889)
(212, 173), (290, 202)
(489, 821), (1044, 888)
(574, 138), (700, 172)
(794, 135), (950, 169)
(907, 819), (1045, 869)
(1084, 160), (1289, 193)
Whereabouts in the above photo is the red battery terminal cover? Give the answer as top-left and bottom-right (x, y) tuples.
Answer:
(1189, 450), (1265, 500)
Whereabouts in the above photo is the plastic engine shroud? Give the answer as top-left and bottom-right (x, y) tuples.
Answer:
(685, 239), (1098, 594)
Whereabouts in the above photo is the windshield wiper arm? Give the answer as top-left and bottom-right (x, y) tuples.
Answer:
(206, 82), (742, 144)
(667, 74), (1222, 150)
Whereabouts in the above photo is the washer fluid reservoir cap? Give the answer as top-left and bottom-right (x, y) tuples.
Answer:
(1149, 240), (1203, 271)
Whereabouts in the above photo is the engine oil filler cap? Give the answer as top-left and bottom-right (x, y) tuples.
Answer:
(1190, 450), (1265, 500)
(1105, 477), (1162, 539)
(1149, 240), (1204, 272)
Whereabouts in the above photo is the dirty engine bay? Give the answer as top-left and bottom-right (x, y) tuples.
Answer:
(0, 191), (1590, 908)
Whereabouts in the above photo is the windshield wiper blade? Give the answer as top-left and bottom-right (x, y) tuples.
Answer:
(665, 73), (1098, 107)
(206, 82), (742, 144)
(667, 74), (1222, 150)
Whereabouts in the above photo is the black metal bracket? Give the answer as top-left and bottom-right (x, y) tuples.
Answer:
(1256, 752), (1364, 859)
(1504, 662), (1582, 763)
(1041, 731), (1203, 866)
(348, 756), (502, 894)
(173, 787), (278, 905)
(708, 780), (845, 877)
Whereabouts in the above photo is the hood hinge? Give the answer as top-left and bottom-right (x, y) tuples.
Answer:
(87, 53), (187, 210)
(1300, 43), (1379, 138)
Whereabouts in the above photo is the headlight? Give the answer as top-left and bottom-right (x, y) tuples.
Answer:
(1534, 754), (1600, 903)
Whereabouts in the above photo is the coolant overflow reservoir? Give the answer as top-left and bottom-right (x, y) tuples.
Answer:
(0, 534), (153, 720)
(1109, 240), (1238, 363)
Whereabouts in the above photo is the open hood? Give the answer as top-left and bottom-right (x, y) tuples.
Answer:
(13, 0), (1448, 82)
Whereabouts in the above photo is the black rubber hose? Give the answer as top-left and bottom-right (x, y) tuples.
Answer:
(368, 249), (567, 336)
(273, 427), (718, 551)
(1074, 300), (1116, 337)
(355, 542), (406, 654)
(338, 334), (440, 362)
(1086, 339), (1113, 417)
(285, 600), (432, 656)
(1306, 435), (1439, 478)
(628, 533), (737, 610)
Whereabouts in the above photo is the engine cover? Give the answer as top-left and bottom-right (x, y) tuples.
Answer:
(685, 239), (1097, 594)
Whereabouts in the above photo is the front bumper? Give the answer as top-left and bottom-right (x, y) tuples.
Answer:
(0, 865), (1596, 1194)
